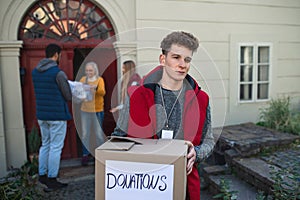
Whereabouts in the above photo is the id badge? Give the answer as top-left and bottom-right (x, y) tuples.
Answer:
(162, 129), (174, 139)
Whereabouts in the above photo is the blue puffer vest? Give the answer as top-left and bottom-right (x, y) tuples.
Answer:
(32, 66), (71, 121)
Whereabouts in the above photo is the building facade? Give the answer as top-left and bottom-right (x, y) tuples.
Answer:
(0, 0), (299, 177)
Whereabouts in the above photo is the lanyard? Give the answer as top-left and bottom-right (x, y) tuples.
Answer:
(159, 84), (183, 129)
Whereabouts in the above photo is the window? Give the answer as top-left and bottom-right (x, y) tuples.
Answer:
(19, 0), (115, 41)
(239, 43), (271, 102)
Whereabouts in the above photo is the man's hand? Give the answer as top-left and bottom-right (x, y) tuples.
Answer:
(185, 141), (196, 175)
(90, 85), (97, 92)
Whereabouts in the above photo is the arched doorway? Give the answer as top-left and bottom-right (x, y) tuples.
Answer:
(18, 0), (117, 159)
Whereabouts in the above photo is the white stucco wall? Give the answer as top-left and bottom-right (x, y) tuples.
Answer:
(0, 65), (7, 177)
(0, 41), (25, 174)
(0, 0), (28, 177)
(134, 0), (300, 127)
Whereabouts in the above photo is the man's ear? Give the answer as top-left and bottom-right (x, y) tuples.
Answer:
(53, 52), (59, 60)
(159, 54), (165, 66)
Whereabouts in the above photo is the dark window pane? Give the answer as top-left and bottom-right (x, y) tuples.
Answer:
(258, 65), (269, 81)
(240, 65), (253, 82)
(240, 46), (253, 64)
(258, 83), (269, 99)
(258, 46), (269, 63)
(240, 84), (252, 100)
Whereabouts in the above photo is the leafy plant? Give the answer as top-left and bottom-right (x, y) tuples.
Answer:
(269, 165), (300, 200)
(28, 125), (41, 154)
(213, 178), (238, 200)
(256, 191), (267, 200)
(258, 96), (300, 135)
(0, 160), (42, 200)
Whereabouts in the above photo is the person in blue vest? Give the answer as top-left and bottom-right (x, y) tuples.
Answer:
(32, 43), (72, 192)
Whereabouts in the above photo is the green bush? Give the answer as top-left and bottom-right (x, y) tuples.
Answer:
(255, 191), (267, 200)
(28, 125), (41, 154)
(269, 165), (300, 200)
(213, 178), (238, 200)
(258, 97), (300, 135)
(0, 160), (42, 200)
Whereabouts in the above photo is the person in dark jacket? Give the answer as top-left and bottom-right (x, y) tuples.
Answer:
(32, 43), (72, 192)
(112, 31), (215, 200)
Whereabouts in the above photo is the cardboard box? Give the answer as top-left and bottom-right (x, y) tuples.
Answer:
(95, 136), (188, 200)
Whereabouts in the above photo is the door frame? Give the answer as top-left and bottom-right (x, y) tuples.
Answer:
(20, 41), (117, 159)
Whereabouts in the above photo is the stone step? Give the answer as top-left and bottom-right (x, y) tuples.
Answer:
(206, 174), (258, 199)
(230, 155), (299, 195)
(204, 123), (300, 199)
(200, 189), (215, 200)
(230, 157), (275, 194)
(203, 147), (300, 197)
(214, 123), (300, 158)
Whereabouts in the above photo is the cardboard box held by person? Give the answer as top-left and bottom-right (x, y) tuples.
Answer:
(95, 136), (188, 200)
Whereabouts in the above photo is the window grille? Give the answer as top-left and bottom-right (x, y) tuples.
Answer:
(19, 0), (115, 42)
(239, 44), (271, 102)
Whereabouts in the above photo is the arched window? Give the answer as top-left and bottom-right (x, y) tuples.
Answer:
(19, 0), (115, 42)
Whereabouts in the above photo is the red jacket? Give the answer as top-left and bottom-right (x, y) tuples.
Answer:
(127, 66), (209, 200)
(128, 73), (141, 87)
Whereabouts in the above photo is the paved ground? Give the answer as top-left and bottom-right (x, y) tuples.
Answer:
(41, 162), (214, 199)
(43, 179), (214, 200)
(42, 164), (95, 200)
(43, 176), (95, 200)
(42, 175), (214, 199)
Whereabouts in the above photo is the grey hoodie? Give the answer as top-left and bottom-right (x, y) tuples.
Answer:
(36, 58), (72, 101)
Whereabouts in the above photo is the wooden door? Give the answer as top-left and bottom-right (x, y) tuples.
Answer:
(20, 43), (117, 159)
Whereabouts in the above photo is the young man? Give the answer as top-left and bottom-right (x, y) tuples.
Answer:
(112, 31), (215, 200)
(32, 44), (72, 192)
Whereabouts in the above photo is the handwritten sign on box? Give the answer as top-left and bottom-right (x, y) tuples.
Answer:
(105, 160), (174, 200)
